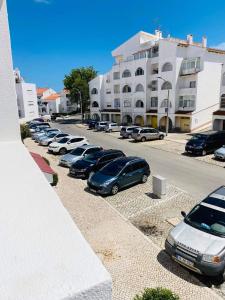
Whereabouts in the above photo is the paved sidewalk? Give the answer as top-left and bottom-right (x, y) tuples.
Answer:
(25, 138), (222, 300)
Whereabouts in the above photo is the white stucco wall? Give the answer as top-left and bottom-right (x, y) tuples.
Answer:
(0, 1), (112, 299)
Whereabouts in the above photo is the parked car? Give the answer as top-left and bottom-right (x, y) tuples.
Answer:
(51, 113), (61, 121)
(165, 186), (225, 279)
(214, 146), (225, 160)
(48, 136), (89, 155)
(38, 131), (60, 144)
(95, 121), (109, 131)
(89, 120), (98, 129)
(87, 157), (150, 196)
(31, 126), (51, 139)
(29, 122), (50, 133)
(132, 127), (165, 142)
(69, 149), (125, 179)
(59, 145), (103, 167)
(33, 128), (60, 141)
(120, 126), (140, 139)
(185, 131), (225, 156)
(39, 133), (69, 146)
(28, 117), (44, 125)
(104, 123), (121, 133)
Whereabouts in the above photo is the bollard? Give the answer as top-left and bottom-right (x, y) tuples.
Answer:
(152, 175), (167, 198)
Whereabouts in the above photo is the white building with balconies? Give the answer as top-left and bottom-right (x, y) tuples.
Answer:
(89, 30), (225, 132)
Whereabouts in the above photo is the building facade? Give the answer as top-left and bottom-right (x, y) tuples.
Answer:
(14, 69), (39, 122)
(89, 30), (225, 132)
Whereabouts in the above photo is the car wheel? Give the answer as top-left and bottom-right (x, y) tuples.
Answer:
(59, 148), (67, 155)
(141, 137), (146, 142)
(128, 134), (132, 139)
(141, 174), (148, 183)
(159, 135), (164, 140)
(111, 184), (119, 195)
(202, 150), (207, 156)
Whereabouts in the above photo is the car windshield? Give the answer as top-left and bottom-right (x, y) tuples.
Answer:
(100, 160), (127, 176)
(84, 151), (103, 163)
(191, 134), (207, 142)
(70, 147), (85, 156)
(133, 128), (140, 134)
(48, 133), (56, 138)
(58, 137), (69, 144)
(185, 204), (225, 237)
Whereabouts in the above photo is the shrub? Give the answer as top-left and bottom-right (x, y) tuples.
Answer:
(20, 124), (30, 141)
(51, 173), (58, 186)
(134, 287), (179, 300)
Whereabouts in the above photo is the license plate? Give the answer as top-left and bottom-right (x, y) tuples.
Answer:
(176, 255), (194, 267)
(89, 188), (96, 193)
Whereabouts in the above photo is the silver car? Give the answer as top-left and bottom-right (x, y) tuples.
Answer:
(131, 127), (165, 142)
(59, 145), (102, 167)
(95, 121), (109, 131)
(39, 133), (69, 146)
(214, 146), (225, 160)
(120, 126), (140, 139)
(104, 123), (121, 133)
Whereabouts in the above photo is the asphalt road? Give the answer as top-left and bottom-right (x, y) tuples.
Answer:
(54, 121), (225, 201)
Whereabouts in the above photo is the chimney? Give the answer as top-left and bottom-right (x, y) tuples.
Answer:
(202, 36), (207, 48)
(155, 30), (162, 39)
(187, 34), (193, 45)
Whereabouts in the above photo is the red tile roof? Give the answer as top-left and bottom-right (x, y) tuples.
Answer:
(43, 93), (60, 101)
(37, 88), (48, 96)
(30, 152), (55, 174)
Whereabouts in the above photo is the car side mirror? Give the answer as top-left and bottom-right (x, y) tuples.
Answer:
(67, 142), (71, 144)
(181, 211), (186, 218)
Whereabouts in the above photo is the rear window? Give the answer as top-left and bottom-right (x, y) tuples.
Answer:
(203, 197), (225, 210)
(58, 137), (69, 143)
(133, 128), (140, 134)
(121, 127), (126, 132)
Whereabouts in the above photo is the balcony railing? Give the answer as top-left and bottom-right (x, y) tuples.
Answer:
(180, 58), (201, 76)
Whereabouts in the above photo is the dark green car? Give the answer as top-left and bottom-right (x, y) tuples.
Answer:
(87, 157), (150, 196)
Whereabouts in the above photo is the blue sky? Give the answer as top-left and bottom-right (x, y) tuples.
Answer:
(7, 0), (225, 91)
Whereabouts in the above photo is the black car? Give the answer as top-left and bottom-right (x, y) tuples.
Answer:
(89, 120), (98, 129)
(69, 149), (125, 179)
(185, 130), (225, 156)
(51, 113), (62, 121)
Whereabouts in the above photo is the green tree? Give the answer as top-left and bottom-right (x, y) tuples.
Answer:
(63, 66), (97, 120)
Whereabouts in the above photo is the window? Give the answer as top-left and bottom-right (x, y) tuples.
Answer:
(85, 148), (100, 155)
(161, 81), (172, 90)
(106, 75), (110, 83)
(92, 101), (99, 107)
(113, 72), (120, 80)
(106, 89), (111, 94)
(114, 85), (120, 94)
(150, 97), (158, 107)
(179, 96), (195, 108)
(71, 138), (84, 143)
(190, 81), (196, 88)
(135, 100), (144, 108)
(124, 100), (131, 107)
(114, 98), (120, 108)
(181, 57), (201, 74)
(122, 85), (131, 93)
(162, 62), (173, 72)
(123, 165), (133, 174)
(91, 88), (98, 95)
(221, 94), (225, 108)
(150, 80), (158, 91)
(135, 84), (144, 92)
(122, 69), (131, 78)
(151, 64), (158, 74)
(135, 68), (144, 76)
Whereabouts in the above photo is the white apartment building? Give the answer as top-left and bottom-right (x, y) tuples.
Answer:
(89, 30), (225, 132)
(14, 68), (39, 122)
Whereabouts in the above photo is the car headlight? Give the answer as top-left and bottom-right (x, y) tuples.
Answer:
(166, 234), (175, 246)
(202, 254), (221, 263)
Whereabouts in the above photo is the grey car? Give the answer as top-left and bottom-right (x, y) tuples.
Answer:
(132, 127), (165, 142)
(39, 133), (69, 146)
(120, 126), (140, 139)
(104, 123), (121, 133)
(95, 121), (109, 131)
(214, 145), (225, 160)
(59, 145), (103, 167)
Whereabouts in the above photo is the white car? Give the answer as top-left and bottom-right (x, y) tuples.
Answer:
(48, 136), (89, 155)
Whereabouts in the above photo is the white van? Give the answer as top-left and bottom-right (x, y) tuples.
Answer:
(165, 186), (225, 278)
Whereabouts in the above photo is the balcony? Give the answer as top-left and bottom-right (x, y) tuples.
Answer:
(180, 58), (201, 76)
(179, 87), (196, 95)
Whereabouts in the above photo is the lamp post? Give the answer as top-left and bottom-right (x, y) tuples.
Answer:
(157, 76), (170, 136)
(74, 88), (83, 123)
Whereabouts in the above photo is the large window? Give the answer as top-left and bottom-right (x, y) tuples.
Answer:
(135, 84), (144, 92)
(179, 95), (195, 108)
(135, 67), (144, 76)
(92, 101), (99, 107)
(150, 97), (158, 107)
(181, 57), (201, 74)
(135, 100), (144, 108)
(113, 72), (120, 80)
(114, 98), (120, 108)
(161, 81), (172, 90)
(114, 85), (120, 94)
(162, 62), (173, 72)
(122, 85), (131, 93)
(122, 69), (131, 78)
(91, 88), (98, 95)
(221, 94), (225, 108)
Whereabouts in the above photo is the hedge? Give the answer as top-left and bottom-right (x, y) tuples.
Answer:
(134, 287), (180, 300)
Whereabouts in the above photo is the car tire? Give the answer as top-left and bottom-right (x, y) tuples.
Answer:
(141, 174), (148, 183)
(141, 137), (146, 142)
(202, 150), (207, 156)
(111, 184), (119, 195)
(59, 148), (67, 155)
(159, 135), (164, 140)
(128, 134), (132, 139)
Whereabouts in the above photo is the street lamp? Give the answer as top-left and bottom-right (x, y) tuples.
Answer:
(74, 88), (83, 123)
(157, 76), (170, 136)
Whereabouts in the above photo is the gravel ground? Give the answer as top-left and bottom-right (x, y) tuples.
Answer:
(24, 137), (223, 300)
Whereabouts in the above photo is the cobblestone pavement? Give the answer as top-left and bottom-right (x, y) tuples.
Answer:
(24, 138), (223, 300)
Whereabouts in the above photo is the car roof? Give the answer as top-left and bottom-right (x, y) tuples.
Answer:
(79, 144), (101, 149)
(195, 130), (221, 136)
(116, 156), (144, 163)
(201, 186), (225, 211)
